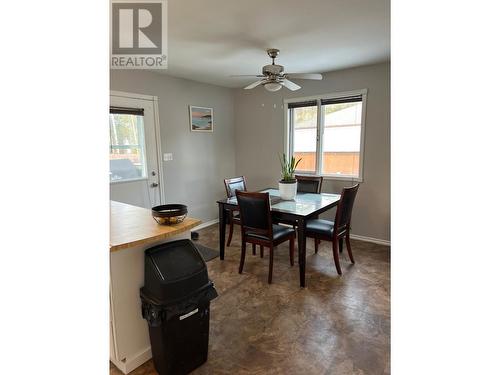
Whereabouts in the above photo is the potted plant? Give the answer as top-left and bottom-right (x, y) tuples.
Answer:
(278, 153), (302, 200)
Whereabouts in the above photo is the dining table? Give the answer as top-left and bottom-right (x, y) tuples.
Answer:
(217, 188), (341, 287)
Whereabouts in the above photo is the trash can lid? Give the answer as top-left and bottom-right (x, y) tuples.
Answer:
(146, 239), (205, 281)
(143, 239), (210, 303)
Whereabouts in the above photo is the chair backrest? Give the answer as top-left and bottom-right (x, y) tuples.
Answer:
(235, 190), (273, 240)
(334, 184), (360, 233)
(296, 175), (323, 194)
(224, 176), (247, 198)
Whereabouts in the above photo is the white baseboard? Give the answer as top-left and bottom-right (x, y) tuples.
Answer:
(192, 218), (219, 231)
(194, 218), (390, 247)
(350, 234), (390, 246)
(111, 346), (152, 374)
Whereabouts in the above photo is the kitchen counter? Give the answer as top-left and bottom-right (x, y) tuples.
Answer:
(110, 201), (201, 252)
(109, 200), (202, 374)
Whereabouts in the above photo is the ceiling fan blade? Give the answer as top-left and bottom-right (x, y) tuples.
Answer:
(244, 80), (264, 89)
(230, 75), (266, 78)
(281, 79), (301, 91)
(286, 73), (323, 80)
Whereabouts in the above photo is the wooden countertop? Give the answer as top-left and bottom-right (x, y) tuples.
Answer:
(110, 201), (201, 252)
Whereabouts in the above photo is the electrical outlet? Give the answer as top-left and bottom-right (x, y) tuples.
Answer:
(163, 153), (173, 161)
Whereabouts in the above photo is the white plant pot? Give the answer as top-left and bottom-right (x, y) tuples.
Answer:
(279, 180), (297, 200)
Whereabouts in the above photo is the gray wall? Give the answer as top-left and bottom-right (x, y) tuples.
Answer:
(110, 62), (390, 241)
(110, 70), (235, 222)
(233, 62), (390, 241)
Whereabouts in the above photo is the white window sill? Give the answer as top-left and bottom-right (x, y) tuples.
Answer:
(295, 172), (363, 183)
(322, 175), (363, 182)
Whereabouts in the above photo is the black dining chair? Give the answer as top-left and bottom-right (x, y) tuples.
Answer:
(223, 176), (247, 247)
(236, 190), (295, 284)
(296, 175), (324, 194)
(305, 184), (360, 275)
(276, 175), (324, 229)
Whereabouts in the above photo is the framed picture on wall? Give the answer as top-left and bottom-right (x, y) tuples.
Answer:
(189, 105), (214, 132)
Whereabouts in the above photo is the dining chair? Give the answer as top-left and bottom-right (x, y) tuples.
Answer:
(223, 176), (247, 247)
(236, 190), (295, 284)
(305, 184), (360, 275)
(296, 175), (324, 194)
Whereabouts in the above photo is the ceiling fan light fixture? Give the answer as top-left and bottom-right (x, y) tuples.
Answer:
(264, 82), (282, 92)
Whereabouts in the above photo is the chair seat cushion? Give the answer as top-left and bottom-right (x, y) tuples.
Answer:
(305, 219), (334, 237)
(247, 224), (295, 242)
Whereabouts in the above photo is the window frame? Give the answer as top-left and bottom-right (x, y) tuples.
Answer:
(284, 89), (368, 182)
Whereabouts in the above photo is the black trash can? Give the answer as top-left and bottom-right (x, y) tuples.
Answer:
(140, 239), (218, 375)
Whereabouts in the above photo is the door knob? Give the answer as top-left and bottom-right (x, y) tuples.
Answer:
(150, 182), (159, 188)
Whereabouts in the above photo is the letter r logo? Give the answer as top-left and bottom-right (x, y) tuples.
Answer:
(112, 3), (162, 54)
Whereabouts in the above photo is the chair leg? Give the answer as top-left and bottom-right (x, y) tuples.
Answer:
(260, 245), (264, 258)
(239, 239), (246, 274)
(332, 237), (342, 275)
(268, 245), (274, 284)
(252, 243), (256, 255)
(339, 238), (343, 253)
(346, 234), (355, 264)
(226, 219), (234, 247)
(289, 237), (295, 266)
(314, 238), (320, 253)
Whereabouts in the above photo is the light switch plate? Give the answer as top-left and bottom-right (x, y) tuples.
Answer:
(163, 153), (173, 161)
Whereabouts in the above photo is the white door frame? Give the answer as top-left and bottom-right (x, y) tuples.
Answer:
(110, 90), (165, 205)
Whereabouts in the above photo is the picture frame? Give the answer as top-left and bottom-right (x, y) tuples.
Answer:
(189, 105), (214, 132)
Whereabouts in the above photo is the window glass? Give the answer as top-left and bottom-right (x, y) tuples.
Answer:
(109, 113), (147, 182)
(291, 106), (317, 172)
(321, 101), (362, 177)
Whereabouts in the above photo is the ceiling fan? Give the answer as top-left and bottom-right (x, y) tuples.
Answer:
(231, 49), (323, 92)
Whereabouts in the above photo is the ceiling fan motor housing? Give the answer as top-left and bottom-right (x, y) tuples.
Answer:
(262, 64), (284, 76)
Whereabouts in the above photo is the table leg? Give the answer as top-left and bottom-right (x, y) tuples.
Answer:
(297, 217), (306, 288)
(218, 203), (226, 260)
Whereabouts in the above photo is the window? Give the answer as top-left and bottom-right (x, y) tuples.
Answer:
(286, 90), (366, 181)
(109, 107), (147, 182)
(289, 101), (318, 172)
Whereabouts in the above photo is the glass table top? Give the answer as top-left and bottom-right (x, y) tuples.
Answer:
(220, 188), (341, 217)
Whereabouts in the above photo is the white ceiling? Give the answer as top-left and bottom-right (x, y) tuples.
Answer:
(160, 0), (390, 88)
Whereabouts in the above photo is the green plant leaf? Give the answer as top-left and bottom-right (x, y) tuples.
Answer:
(279, 152), (302, 181)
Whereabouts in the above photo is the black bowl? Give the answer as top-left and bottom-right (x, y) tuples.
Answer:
(152, 204), (188, 225)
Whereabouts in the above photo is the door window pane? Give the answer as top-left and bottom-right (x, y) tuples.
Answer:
(109, 113), (147, 181)
(321, 101), (362, 177)
(291, 106), (317, 172)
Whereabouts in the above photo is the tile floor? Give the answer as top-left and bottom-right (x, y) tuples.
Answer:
(110, 224), (390, 375)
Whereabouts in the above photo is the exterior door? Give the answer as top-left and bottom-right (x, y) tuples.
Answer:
(109, 92), (162, 208)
